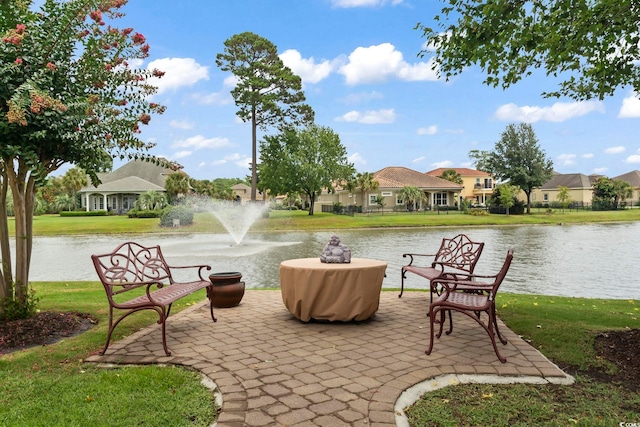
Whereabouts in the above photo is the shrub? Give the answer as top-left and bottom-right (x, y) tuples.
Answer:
(467, 209), (489, 216)
(59, 210), (107, 217)
(128, 209), (162, 218)
(160, 206), (194, 227)
(1, 286), (39, 321)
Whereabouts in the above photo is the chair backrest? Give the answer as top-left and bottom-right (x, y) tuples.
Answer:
(91, 241), (174, 293)
(489, 247), (514, 297)
(433, 234), (485, 273)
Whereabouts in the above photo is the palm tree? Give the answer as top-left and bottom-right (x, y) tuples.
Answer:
(439, 169), (463, 185)
(356, 172), (379, 211)
(164, 171), (191, 204)
(612, 180), (633, 209)
(53, 194), (77, 212)
(399, 185), (425, 211)
(134, 191), (168, 210)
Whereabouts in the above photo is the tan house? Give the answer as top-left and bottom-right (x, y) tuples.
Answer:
(231, 183), (267, 204)
(78, 159), (173, 213)
(528, 172), (601, 206)
(314, 166), (464, 213)
(425, 168), (495, 206)
(613, 170), (640, 205)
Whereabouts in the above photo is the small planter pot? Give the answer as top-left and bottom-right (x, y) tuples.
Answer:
(208, 272), (245, 308)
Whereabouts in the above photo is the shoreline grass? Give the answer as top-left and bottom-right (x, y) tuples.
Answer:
(14, 208), (640, 236)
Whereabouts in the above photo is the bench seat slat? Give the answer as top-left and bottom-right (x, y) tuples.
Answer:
(119, 280), (211, 308)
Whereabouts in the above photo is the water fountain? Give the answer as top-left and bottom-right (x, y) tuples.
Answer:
(198, 199), (269, 245)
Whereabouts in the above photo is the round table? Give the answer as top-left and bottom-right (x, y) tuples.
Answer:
(279, 257), (387, 322)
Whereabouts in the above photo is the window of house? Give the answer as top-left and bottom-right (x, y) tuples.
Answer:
(484, 178), (493, 189)
(369, 194), (377, 204)
(381, 191), (392, 197)
(434, 192), (448, 205)
(543, 193), (549, 202)
(396, 196), (403, 205)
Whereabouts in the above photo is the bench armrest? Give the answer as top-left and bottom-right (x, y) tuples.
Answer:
(402, 253), (437, 267)
(167, 264), (212, 281)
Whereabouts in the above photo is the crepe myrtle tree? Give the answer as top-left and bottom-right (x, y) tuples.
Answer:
(0, 0), (171, 319)
(216, 32), (314, 202)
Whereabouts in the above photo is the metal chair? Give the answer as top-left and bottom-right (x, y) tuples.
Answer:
(425, 248), (514, 363)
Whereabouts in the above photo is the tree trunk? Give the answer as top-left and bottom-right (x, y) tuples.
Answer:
(308, 192), (315, 215)
(251, 106), (257, 202)
(0, 168), (11, 317)
(5, 159), (30, 306)
(525, 190), (532, 214)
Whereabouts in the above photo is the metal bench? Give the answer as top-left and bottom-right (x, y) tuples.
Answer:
(91, 241), (216, 356)
(399, 233), (484, 301)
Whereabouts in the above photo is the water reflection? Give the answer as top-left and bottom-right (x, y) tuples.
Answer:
(25, 223), (640, 299)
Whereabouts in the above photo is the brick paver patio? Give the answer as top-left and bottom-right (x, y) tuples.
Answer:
(87, 290), (572, 426)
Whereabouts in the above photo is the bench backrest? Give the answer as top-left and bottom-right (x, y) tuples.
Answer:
(433, 233), (484, 273)
(91, 241), (174, 296)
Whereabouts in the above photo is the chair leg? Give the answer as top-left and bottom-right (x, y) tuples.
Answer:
(491, 306), (508, 345)
(425, 306), (437, 355)
(206, 286), (218, 322)
(159, 308), (172, 356)
(485, 310), (507, 363)
(99, 307), (116, 356)
(399, 269), (406, 297)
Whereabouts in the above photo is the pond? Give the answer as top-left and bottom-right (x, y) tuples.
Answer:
(24, 222), (640, 300)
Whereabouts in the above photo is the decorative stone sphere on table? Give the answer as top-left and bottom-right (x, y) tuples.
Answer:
(320, 235), (351, 263)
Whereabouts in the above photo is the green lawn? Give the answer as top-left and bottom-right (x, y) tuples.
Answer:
(14, 207), (640, 236)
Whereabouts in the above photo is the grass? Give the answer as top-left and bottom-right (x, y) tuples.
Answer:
(12, 207), (640, 236)
(405, 294), (640, 426)
(0, 282), (216, 427)
(4, 210), (640, 425)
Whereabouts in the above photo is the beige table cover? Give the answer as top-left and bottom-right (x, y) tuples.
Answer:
(279, 258), (387, 322)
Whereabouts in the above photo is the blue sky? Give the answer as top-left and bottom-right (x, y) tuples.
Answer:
(76, 0), (640, 180)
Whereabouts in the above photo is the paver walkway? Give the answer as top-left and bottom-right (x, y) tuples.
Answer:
(87, 291), (572, 426)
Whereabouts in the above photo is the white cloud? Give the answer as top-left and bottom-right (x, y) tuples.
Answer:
(594, 167), (608, 174)
(173, 150), (192, 159)
(279, 49), (338, 84)
(147, 58), (209, 94)
(494, 101), (604, 123)
(626, 154), (640, 163)
(348, 152), (366, 166)
(191, 91), (232, 105)
(172, 135), (230, 149)
(335, 109), (396, 124)
(338, 43), (438, 85)
(169, 119), (194, 130)
(330, 0), (403, 7)
(604, 146), (625, 154)
(431, 160), (453, 168)
(417, 125), (438, 135)
(412, 156), (426, 163)
(618, 92), (640, 118)
(339, 91), (384, 104)
(582, 153), (594, 159)
(557, 153), (577, 166)
(210, 153), (250, 168)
